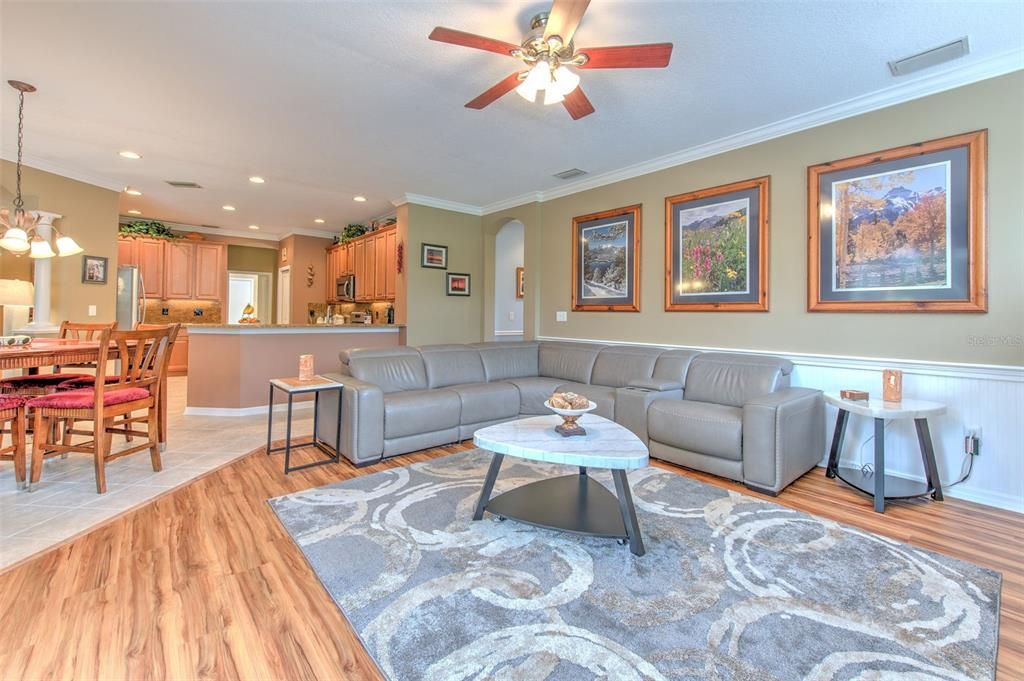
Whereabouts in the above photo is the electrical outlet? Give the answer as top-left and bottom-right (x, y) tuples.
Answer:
(87, 305), (97, 317)
(556, 311), (567, 322)
(964, 426), (982, 456)
(193, 308), (203, 317)
(161, 307), (169, 316)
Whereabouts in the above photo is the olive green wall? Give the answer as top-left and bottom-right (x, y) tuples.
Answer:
(487, 72), (1024, 366)
(405, 204), (484, 346)
(227, 244), (278, 323)
(0, 161), (120, 324)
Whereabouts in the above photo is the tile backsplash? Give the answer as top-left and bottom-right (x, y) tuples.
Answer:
(306, 301), (392, 324)
(144, 300), (222, 324)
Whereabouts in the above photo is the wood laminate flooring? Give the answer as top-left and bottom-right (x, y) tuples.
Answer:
(0, 442), (1021, 680)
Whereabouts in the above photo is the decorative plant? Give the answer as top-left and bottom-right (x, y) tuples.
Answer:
(341, 223), (367, 242)
(118, 220), (178, 240)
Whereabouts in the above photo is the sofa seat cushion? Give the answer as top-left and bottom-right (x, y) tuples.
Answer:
(383, 389), (461, 439)
(648, 399), (743, 461)
(555, 382), (616, 420)
(447, 382), (520, 425)
(29, 387), (151, 411)
(505, 377), (564, 415)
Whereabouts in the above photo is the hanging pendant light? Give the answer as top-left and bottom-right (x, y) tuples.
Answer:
(1, 80), (80, 258)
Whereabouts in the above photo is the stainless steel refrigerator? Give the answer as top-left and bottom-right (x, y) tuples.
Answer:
(115, 265), (146, 330)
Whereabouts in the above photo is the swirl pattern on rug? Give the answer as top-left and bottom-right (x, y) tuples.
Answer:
(269, 450), (1000, 680)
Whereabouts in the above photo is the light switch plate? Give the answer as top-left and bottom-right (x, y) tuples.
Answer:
(87, 305), (97, 317)
(556, 311), (567, 322)
(508, 311), (515, 321)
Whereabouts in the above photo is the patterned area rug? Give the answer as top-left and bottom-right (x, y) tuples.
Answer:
(269, 450), (1000, 680)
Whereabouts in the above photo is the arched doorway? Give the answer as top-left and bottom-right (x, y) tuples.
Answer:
(493, 220), (524, 342)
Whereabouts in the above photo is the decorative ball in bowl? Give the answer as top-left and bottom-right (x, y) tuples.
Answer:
(544, 392), (597, 437)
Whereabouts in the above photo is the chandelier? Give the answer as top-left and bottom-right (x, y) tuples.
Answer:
(0, 80), (82, 258)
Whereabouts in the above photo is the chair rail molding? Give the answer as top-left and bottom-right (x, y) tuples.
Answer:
(538, 335), (1024, 513)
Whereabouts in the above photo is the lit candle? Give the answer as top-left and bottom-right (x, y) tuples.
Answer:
(299, 354), (314, 381)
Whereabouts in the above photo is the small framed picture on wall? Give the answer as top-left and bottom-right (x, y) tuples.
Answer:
(81, 255), (108, 284)
(515, 266), (524, 299)
(421, 243), (448, 269)
(446, 272), (471, 296)
(571, 204), (641, 312)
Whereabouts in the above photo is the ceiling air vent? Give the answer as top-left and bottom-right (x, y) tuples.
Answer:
(165, 180), (203, 189)
(553, 168), (587, 180)
(888, 37), (969, 77)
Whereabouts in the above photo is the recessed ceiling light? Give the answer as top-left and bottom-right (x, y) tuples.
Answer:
(222, 205), (236, 211)
(124, 187), (142, 196)
(249, 176), (265, 184)
(353, 195), (366, 202)
(119, 150), (141, 159)
(127, 209), (142, 215)
(314, 218), (325, 224)
(248, 224), (260, 230)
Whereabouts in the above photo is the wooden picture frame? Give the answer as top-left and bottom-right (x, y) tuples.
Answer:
(807, 130), (987, 312)
(421, 243), (448, 269)
(571, 204), (641, 312)
(664, 177), (769, 311)
(515, 266), (524, 299)
(445, 272), (471, 296)
(81, 255), (109, 284)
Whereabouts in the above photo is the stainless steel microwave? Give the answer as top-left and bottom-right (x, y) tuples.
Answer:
(336, 275), (356, 301)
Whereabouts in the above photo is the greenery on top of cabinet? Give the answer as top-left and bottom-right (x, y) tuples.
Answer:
(118, 220), (179, 240)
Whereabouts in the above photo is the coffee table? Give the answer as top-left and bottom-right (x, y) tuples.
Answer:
(472, 414), (649, 556)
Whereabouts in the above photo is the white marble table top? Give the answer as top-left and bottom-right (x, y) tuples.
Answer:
(824, 392), (946, 419)
(473, 414), (649, 470)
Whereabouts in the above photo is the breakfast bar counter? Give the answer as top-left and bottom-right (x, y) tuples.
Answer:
(185, 324), (404, 414)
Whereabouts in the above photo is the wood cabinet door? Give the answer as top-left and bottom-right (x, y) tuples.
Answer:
(338, 244), (349, 275)
(163, 241), (194, 299)
(193, 243), (225, 300)
(117, 238), (135, 267)
(167, 330), (189, 375)
(374, 233), (386, 299)
(363, 236), (377, 301)
(325, 247), (337, 302)
(352, 239), (365, 300)
(384, 229), (397, 299)
(136, 238), (165, 299)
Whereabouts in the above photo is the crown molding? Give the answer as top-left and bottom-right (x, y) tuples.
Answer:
(479, 49), (1024, 214)
(396, 193), (484, 216)
(0, 152), (124, 192)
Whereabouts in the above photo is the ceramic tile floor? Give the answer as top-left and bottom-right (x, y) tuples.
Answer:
(0, 376), (313, 570)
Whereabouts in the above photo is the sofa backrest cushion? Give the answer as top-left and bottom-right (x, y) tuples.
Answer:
(684, 352), (793, 407)
(538, 342), (605, 384)
(652, 349), (703, 386)
(419, 344), (486, 388)
(470, 342), (540, 381)
(590, 345), (664, 388)
(345, 347), (428, 393)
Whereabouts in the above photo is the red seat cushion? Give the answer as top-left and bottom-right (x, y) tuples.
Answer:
(0, 373), (91, 389)
(28, 387), (151, 410)
(0, 395), (24, 413)
(56, 375), (121, 391)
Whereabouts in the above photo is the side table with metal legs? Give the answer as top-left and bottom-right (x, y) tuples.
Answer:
(266, 377), (343, 474)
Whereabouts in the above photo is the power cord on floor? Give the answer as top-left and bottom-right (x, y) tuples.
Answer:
(851, 419), (975, 488)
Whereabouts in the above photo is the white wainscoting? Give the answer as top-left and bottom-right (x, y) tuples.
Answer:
(538, 335), (1024, 513)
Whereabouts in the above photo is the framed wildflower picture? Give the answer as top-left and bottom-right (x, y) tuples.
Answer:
(571, 204), (641, 312)
(808, 130), (987, 312)
(664, 177), (769, 311)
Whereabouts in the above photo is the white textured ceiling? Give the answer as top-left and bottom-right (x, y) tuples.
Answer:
(1, 1), (1021, 238)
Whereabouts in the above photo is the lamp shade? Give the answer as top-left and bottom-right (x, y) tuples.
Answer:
(55, 233), (84, 256)
(0, 279), (34, 306)
(0, 227), (30, 253)
(28, 235), (56, 259)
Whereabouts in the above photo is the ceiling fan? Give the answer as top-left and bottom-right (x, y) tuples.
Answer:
(429, 0), (673, 120)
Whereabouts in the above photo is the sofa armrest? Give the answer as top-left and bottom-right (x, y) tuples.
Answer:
(615, 385), (683, 445)
(627, 378), (684, 392)
(741, 387), (824, 495)
(315, 373), (384, 465)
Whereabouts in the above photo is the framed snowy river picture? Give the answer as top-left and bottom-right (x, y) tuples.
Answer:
(572, 204), (642, 312)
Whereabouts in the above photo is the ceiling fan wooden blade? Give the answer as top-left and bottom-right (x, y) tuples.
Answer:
(562, 87), (595, 120)
(429, 27), (520, 57)
(577, 43), (674, 69)
(544, 0), (591, 46)
(465, 72), (523, 109)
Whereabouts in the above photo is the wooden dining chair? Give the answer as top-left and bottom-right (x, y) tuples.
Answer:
(0, 395), (26, 488)
(0, 321), (116, 396)
(27, 325), (174, 493)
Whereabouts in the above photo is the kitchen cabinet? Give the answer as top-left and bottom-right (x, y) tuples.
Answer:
(373, 232), (386, 299)
(363, 235), (377, 301)
(163, 241), (194, 299)
(325, 245), (337, 302)
(384, 229), (397, 299)
(167, 327), (189, 375)
(193, 243), (226, 300)
(352, 239), (366, 300)
(118, 237), (165, 299)
(324, 226), (397, 303)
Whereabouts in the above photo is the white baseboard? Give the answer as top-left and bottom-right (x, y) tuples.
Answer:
(538, 335), (1024, 513)
(183, 401), (315, 418)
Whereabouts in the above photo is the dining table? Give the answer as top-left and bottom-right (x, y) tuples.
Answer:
(0, 337), (169, 448)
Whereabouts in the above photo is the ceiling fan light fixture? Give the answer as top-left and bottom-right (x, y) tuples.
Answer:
(552, 66), (580, 96)
(543, 87), (565, 106)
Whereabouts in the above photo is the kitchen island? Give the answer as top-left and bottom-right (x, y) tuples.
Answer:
(185, 324), (404, 415)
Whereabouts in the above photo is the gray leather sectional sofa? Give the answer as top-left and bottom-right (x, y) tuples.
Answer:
(315, 341), (824, 495)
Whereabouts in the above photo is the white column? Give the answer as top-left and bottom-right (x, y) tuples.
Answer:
(15, 210), (63, 336)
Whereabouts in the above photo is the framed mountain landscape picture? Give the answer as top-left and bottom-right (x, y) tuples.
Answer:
(808, 130), (987, 312)
(572, 204), (641, 312)
(664, 176), (769, 311)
